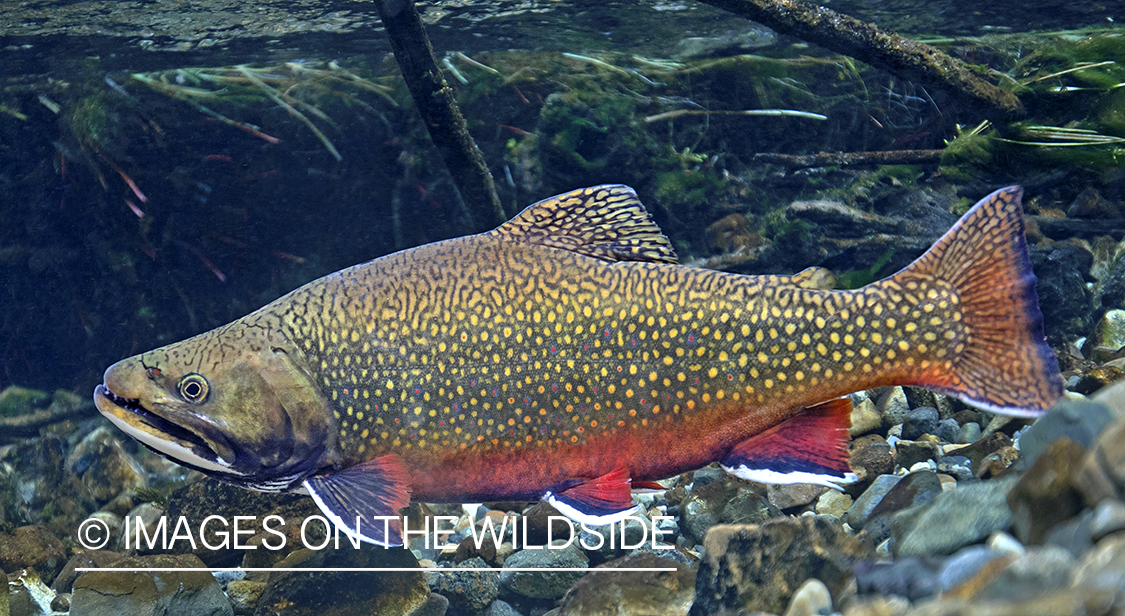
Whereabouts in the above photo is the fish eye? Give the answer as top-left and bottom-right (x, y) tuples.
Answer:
(178, 374), (210, 404)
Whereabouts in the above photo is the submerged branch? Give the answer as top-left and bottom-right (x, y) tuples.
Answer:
(372, 0), (505, 229)
(753, 149), (944, 168)
(695, 0), (1024, 118)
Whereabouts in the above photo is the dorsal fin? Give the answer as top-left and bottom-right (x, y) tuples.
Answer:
(493, 185), (678, 264)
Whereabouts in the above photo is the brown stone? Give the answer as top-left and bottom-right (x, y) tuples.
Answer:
(0, 525), (67, 586)
(1007, 438), (1087, 545)
(71, 553), (233, 616)
(689, 516), (874, 615)
(849, 435), (894, 483)
(52, 549), (123, 593)
(976, 446), (1020, 479)
(558, 553), (695, 616)
(255, 543), (428, 616)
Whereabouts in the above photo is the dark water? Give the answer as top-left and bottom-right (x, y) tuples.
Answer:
(0, 0), (1122, 393)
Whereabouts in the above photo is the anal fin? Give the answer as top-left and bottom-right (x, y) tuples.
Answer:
(544, 466), (640, 526)
(303, 454), (412, 546)
(722, 398), (857, 489)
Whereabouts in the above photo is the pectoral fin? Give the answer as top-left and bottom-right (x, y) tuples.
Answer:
(303, 454), (412, 546)
(544, 466), (640, 525)
(722, 398), (857, 489)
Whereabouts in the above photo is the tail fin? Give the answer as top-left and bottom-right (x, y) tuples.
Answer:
(890, 186), (1063, 416)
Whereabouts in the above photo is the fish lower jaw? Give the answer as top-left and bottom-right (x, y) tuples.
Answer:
(93, 384), (241, 476)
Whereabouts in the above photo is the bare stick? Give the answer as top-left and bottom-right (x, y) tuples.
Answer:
(695, 0), (1024, 117)
(373, 0), (505, 228)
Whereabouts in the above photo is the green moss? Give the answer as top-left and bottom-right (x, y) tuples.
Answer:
(134, 486), (171, 510)
(837, 247), (896, 289)
(939, 128), (996, 182)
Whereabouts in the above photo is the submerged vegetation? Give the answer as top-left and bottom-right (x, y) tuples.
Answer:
(0, 28), (1124, 390)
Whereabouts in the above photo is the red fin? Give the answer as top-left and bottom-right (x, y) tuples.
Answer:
(891, 186), (1063, 415)
(545, 466), (639, 525)
(303, 454), (412, 546)
(631, 481), (668, 491)
(722, 398), (856, 488)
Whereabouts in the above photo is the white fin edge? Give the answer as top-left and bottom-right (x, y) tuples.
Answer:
(544, 491), (641, 526)
(302, 479), (399, 547)
(722, 465), (859, 491)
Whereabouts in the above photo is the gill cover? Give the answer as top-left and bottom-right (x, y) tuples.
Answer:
(94, 322), (335, 490)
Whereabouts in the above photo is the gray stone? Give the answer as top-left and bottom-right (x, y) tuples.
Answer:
(413, 593), (449, 616)
(864, 471), (943, 544)
(854, 557), (942, 601)
(938, 545), (1008, 592)
(500, 543), (588, 600)
(935, 419), (960, 443)
(71, 554), (233, 616)
(892, 476), (1017, 557)
(1074, 413), (1125, 506)
(902, 407), (939, 440)
(974, 545), (1077, 601)
(936, 456), (973, 481)
(1089, 499), (1125, 540)
(429, 557), (499, 611)
(956, 422), (982, 444)
(781, 578), (831, 616)
(846, 474), (901, 530)
(815, 491), (852, 518)
(1015, 396), (1113, 471)
(876, 387), (911, 426)
(1072, 532), (1125, 594)
(66, 426), (149, 505)
(1044, 510), (1096, 558)
(484, 599), (521, 616)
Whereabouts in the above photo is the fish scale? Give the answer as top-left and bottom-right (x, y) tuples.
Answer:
(94, 184), (1064, 545)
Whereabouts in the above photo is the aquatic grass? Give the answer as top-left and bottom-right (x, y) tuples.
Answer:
(131, 62), (398, 160)
(998, 125), (1125, 147)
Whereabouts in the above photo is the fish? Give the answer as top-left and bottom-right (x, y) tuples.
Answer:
(93, 184), (1064, 545)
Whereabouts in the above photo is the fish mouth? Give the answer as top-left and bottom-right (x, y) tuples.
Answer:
(94, 384), (240, 475)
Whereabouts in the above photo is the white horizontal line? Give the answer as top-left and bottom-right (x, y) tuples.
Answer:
(75, 567), (677, 573)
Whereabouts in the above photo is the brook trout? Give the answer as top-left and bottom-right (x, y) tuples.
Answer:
(94, 185), (1063, 544)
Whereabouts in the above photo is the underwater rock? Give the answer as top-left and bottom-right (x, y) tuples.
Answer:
(679, 476), (778, 543)
(1017, 395), (1113, 468)
(875, 387), (910, 427)
(894, 436), (943, 470)
(226, 579), (266, 616)
(849, 435), (895, 484)
(864, 471), (943, 544)
(66, 426), (148, 505)
(689, 516), (873, 616)
(972, 545), (1077, 602)
(814, 491), (852, 518)
(156, 478), (314, 566)
(848, 397), (882, 437)
(520, 501), (571, 547)
(1006, 438), (1086, 545)
(0, 388), (93, 439)
(891, 476), (1017, 557)
(52, 550), (123, 594)
(672, 26), (777, 60)
(766, 483), (826, 511)
(254, 544), (427, 616)
(428, 557), (499, 612)
(1030, 242), (1095, 338)
(1089, 499), (1125, 541)
(500, 542), (588, 600)
(1072, 532), (1125, 595)
(555, 552), (694, 616)
(71, 553), (232, 616)
(0, 526), (67, 587)
(847, 474), (901, 531)
(1074, 412), (1125, 506)
(901, 407), (939, 440)
(781, 578), (832, 616)
(853, 556), (943, 601)
(483, 599), (520, 616)
(1073, 365), (1125, 396)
